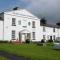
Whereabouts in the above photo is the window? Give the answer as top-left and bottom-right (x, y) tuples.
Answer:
(18, 21), (21, 25)
(32, 32), (35, 40)
(23, 26), (27, 28)
(43, 35), (45, 40)
(28, 22), (31, 26)
(53, 28), (55, 32)
(53, 35), (55, 40)
(22, 20), (27, 28)
(12, 18), (16, 26)
(12, 30), (15, 40)
(32, 21), (35, 28)
(47, 35), (49, 40)
(43, 26), (45, 32)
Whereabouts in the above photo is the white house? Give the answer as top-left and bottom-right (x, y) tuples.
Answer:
(0, 7), (60, 42)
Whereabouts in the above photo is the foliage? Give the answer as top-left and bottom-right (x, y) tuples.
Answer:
(40, 18), (47, 25)
(26, 39), (30, 44)
(0, 41), (8, 43)
(56, 22), (60, 26)
(47, 40), (53, 43)
(41, 39), (45, 43)
(0, 56), (8, 60)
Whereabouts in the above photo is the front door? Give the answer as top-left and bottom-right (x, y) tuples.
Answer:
(21, 33), (26, 42)
(27, 33), (31, 40)
(19, 33), (31, 42)
(50, 36), (52, 40)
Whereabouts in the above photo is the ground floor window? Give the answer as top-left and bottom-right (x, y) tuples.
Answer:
(12, 30), (15, 40)
(47, 35), (49, 40)
(53, 35), (55, 40)
(43, 35), (45, 40)
(32, 32), (35, 40)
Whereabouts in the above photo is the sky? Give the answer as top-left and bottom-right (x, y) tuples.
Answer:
(0, 0), (60, 24)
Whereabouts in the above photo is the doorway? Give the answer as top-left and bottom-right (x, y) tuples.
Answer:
(50, 36), (52, 40)
(19, 33), (31, 42)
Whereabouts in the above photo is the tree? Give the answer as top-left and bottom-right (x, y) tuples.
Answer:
(40, 18), (47, 26)
(56, 22), (60, 26)
(56, 22), (60, 41)
(13, 7), (19, 10)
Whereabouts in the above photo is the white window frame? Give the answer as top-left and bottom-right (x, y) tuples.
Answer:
(32, 32), (35, 40)
(32, 21), (35, 28)
(12, 30), (15, 40)
(12, 18), (16, 26)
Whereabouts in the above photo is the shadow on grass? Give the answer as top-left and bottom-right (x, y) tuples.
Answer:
(0, 50), (28, 60)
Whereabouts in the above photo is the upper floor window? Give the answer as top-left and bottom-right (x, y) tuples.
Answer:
(22, 20), (27, 28)
(12, 18), (16, 26)
(53, 28), (55, 32)
(28, 22), (31, 26)
(18, 21), (21, 25)
(43, 26), (46, 32)
(53, 35), (55, 40)
(32, 21), (35, 28)
(12, 30), (15, 40)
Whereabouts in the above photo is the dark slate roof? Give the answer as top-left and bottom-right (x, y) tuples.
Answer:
(40, 23), (60, 28)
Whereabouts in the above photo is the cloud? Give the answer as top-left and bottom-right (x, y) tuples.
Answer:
(18, 0), (60, 24)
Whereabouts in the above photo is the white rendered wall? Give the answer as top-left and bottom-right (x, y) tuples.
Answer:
(3, 9), (40, 42)
(2, 9), (60, 42)
(0, 21), (3, 40)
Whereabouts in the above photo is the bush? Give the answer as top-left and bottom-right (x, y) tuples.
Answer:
(37, 39), (45, 46)
(47, 40), (53, 43)
(0, 41), (8, 43)
(41, 39), (45, 43)
(37, 43), (43, 46)
(26, 39), (30, 44)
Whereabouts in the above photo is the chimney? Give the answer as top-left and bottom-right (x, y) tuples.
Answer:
(13, 7), (19, 10)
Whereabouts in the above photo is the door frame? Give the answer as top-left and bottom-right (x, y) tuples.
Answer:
(19, 33), (31, 42)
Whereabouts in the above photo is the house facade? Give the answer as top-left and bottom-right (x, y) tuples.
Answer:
(0, 7), (60, 42)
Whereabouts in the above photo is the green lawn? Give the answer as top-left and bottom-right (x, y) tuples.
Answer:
(0, 43), (60, 60)
(0, 56), (8, 60)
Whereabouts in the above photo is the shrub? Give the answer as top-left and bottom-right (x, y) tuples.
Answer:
(26, 39), (30, 44)
(0, 41), (8, 43)
(47, 39), (53, 43)
(37, 43), (43, 46)
(41, 39), (45, 43)
(37, 39), (45, 46)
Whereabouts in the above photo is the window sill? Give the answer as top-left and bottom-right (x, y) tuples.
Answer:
(23, 26), (27, 28)
(33, 39), (35, 40)
(12, 25), (16, 26)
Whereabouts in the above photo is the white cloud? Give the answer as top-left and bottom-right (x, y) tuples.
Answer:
(18, 0), (60, 24)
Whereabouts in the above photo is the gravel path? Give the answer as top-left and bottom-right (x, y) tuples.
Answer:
(0, 51), (28, 60)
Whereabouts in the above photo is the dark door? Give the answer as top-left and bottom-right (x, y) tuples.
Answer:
(27, 33), (31, 39)
(50, 36), (52, 40)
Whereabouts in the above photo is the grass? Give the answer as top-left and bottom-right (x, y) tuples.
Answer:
(0, 56), (9, 60)
(0, 43), (60, 60)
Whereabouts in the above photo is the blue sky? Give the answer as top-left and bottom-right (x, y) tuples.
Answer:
(0, 0), (29, 11)
(0, 0), (24, 11)
(0, 0), (60, 24)
(0, 0), (17, 10)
